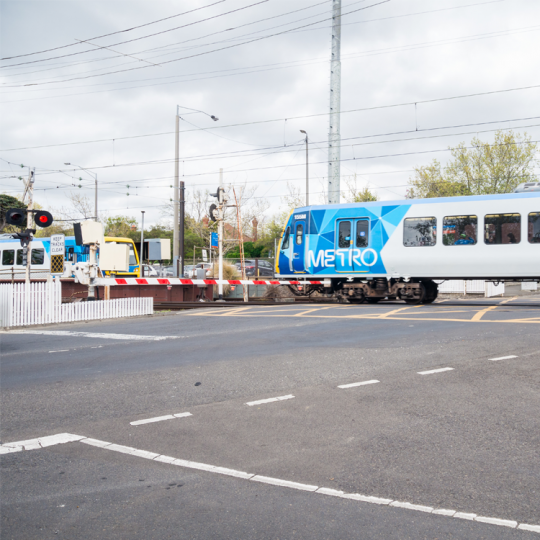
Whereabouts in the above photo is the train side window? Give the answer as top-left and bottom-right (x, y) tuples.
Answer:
(31, 249), (45, 265)
(403, 217), (437, 247)
(282, 227), (290, 250)
(2, 249), (14, 266)
(338, 221), (351, 248)
(484, 214), (521, 244)
(529, 212), (540, 243)
(443, 215), (477, 245)
(295, 223), (304, 245)
(16, 249), (23, 265)
(356, 220), (369, 247)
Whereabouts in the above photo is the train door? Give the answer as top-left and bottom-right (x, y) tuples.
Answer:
(335, 219), (354, 272)
(292, 219), (306, 272)
(355, 219), (374, 269)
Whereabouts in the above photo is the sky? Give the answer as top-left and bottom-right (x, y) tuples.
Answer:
(1, 0), (539, 228)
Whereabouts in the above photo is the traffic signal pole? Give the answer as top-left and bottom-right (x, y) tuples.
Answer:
(24, 168), (35, 286)
(218, 168), (224, 301)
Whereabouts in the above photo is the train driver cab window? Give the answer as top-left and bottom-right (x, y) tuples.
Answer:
(443, 215), (477, 245)
(31, 249), (45, 265)
(128, 244), (137, 266)
(2, 249), (14, 266)
(356, 220), (369, 247)
(338, 221), (351, 248)
(295, 223), (304, 245)
(282, 227), (290, 250)
(484, 214), (521, 244)
(529, 212), (540, 243)
(403, 217), (437, 247)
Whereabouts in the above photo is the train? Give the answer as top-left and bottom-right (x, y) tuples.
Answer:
(275, 192), (540, 304)
(0, 235), (141, 279)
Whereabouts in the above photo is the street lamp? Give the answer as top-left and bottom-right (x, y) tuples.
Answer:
(300, 130), (309, 206)
(173, 105), (218, 278)
(64, 163), (98, 221)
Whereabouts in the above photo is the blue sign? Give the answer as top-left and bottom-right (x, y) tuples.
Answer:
(211, 232), (218, 249)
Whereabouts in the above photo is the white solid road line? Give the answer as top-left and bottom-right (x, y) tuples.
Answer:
(2, 330), (181, 341)
(48, 350), (69, 353)
(338, 379), (380, 389)
(418, 367), (455, 376)
(489, 355), (518, 361)
(130, 412), (192, 426)
(245, 394), (295, 407)
(0, 433), (84, 454)
(2, 433), (539, 534)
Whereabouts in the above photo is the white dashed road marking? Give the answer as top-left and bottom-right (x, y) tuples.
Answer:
(338, 379), (380, 389)
(130, 412), (192, 426)
(489, 355), (518, 361)
(418, 367), (455, 376)
(245, 394), (295, 407)
(1, 433), (539, 533)
(2, 330), (181, 341)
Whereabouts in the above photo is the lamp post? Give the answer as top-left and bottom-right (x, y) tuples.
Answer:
(174, 105), (218, 277)
(140, 210), (145, 277)
(300, 130), (309, 206)
(64, 163), (98, 221)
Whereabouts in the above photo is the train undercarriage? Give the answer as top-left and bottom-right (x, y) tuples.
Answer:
(289, 278), (439, 305)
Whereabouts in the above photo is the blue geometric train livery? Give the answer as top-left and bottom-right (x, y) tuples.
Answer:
(276, 193), (540, 303)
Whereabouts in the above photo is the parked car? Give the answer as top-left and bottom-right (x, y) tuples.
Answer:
(162, 265), (175, 277)
(235, 259), (274, 277)
(141, 264), (159, 277)
(183, 264), (195, 278)
(189, 262), (213, 278)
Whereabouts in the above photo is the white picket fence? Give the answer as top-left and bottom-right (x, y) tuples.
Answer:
(436, 280), (505, 297)
(0, 281), (153, 328)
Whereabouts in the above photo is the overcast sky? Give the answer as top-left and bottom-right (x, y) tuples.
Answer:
(1, 0), (539, 227)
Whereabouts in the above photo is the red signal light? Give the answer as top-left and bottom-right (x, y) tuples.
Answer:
(39, 215), (48, 223)
(34, 210), (53, 228)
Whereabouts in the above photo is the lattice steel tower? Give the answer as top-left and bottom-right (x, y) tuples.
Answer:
(328, 0), (341, 204)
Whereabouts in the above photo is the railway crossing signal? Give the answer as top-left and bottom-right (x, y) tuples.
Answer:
(5, 208), (26, 227)
(34, 210), (53, 228)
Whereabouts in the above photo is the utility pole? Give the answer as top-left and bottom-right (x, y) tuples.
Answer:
(179, 180), (185, 278)
(300, 130), (309, 206)
(140, 211), (145, 277)
(328, 0), (342, 204)
(173, 107), (180, 276)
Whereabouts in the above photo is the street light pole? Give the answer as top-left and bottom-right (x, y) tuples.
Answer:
(64, 163), (98, 221)
(173, 105), (218, 277)
(140, 210), (145, 277)
(300, 130), (309, 206)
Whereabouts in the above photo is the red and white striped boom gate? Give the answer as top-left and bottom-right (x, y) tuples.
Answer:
(94, 278), (324, 287)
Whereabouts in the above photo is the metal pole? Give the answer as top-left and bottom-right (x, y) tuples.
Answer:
(95, 174), (98, 221)
(173, 108), (180, 274)
(218, 168), (224, 301)
(140, 211), (145, 277)
(179, 180), (185, 278)
(24, 168), (35, 286)
(328, 0), (341, 204)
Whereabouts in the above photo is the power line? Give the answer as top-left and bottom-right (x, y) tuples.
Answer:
(4, 1), (389, 85)
(0, 0), (228, 61)
(2, 85), (539, 152)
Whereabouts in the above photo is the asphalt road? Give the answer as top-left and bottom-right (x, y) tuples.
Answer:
(1, 298), (540, 539)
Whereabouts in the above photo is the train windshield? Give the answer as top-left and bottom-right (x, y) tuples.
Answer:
(129, 244), (137, 265)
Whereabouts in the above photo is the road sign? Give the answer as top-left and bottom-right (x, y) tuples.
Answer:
(202, 249), (208, 262)
(50, 234), (65, 275)
(211, 232), (218, 249)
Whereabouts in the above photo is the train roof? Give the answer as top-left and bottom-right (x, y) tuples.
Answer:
(294, 191), (540, 212)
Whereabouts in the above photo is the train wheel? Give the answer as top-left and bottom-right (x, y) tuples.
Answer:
(422, 281), (438, 304)
(404, 283), (426, 305)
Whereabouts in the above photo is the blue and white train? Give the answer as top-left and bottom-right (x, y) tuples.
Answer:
(276, 192), (540, 303)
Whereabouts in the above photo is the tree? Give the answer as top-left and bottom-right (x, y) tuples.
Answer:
(104, 215), (138, 238)
(408, 131), (538, 199)
(343, 175), (378, 203)
(0, 194), (27, 233)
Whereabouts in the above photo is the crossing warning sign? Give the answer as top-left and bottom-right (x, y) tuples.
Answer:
(50, 234), (65, 275)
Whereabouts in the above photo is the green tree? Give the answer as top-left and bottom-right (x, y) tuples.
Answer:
(0, 194), (27, 233)
(104, 215), (138, 238)
(408, 131), (538, 199)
